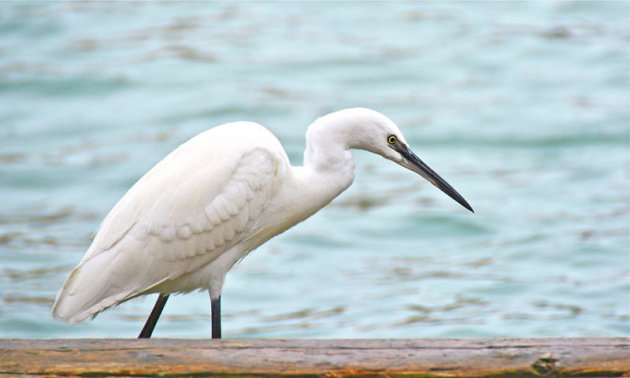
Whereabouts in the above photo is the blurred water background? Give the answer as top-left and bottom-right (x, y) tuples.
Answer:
(0, 1), (628, 339)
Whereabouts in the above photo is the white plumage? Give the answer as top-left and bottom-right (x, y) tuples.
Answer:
(52, 108), (472, 336)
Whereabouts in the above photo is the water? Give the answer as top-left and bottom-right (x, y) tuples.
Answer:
(1, 2), (628, 339)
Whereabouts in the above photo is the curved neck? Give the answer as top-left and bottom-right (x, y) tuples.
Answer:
(284, 108), (397, 224)
(302, 112), (359, 198)
(296, 142), (355, 217)
(277, 115), (360, 223)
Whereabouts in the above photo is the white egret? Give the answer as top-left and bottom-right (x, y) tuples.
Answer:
(52, 108), (473, 338)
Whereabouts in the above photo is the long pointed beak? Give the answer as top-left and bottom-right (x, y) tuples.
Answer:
(396, 144), (474, 213)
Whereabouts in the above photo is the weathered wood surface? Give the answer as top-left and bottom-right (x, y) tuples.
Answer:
(1, 338), (628, 377)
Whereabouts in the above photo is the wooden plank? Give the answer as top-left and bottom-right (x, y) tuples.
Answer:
(1, 338), (628, 377)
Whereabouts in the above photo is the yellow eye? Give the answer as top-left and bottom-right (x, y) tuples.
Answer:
(388, 135), (397, 144)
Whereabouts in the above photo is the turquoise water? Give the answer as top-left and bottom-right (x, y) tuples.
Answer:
(1, 2), (628, 339)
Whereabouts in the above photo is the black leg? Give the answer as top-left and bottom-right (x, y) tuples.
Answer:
(211, 296), (221, 339)
(138, 293), (169, 339)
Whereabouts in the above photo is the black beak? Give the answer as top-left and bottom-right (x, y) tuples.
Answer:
(395, 143), (474, 213)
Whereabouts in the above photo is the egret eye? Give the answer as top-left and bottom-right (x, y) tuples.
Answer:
(387, 135), (398, 144)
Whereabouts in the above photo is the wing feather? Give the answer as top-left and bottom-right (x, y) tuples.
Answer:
(52, 122), (287, 324)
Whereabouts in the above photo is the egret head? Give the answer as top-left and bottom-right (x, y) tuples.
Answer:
(307, 108), (473, 213)
(345, 108), (474, 213)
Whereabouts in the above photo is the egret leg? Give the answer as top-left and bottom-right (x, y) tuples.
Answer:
(211, 295), (221, 339)
(138, 293), (169, 339)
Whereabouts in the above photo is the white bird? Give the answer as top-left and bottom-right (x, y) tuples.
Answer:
(52, 108), (473, 338)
